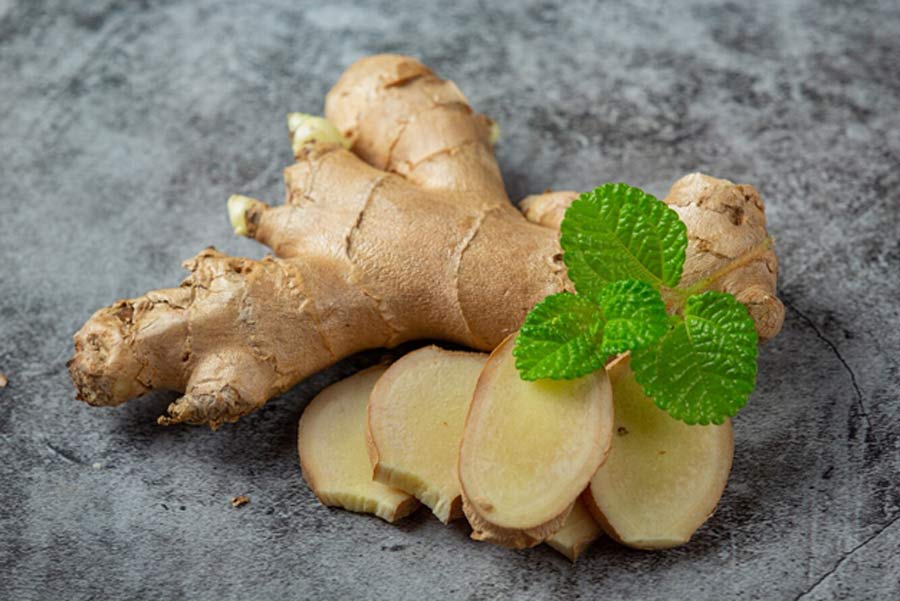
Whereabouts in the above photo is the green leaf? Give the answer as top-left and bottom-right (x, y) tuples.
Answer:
(514, 292), (607, 381)
(597, 280), (668, 354)
(560, 183), (688, 300)
(514, 282), (669, 381)
(630, 291), (759, 425)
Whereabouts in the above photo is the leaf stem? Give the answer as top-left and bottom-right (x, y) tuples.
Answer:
(660, 286), (691, 314)
(679, 237), (774, 297)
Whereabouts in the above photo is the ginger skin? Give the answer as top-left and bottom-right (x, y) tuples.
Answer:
(68, 54), (783, 429)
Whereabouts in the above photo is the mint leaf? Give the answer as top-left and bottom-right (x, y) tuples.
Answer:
(560, 183), (687, 300)
(630, 291), (759, 425)
(597, 280), (668, 354)
(513, 293), (606, 381)
(514, 282), (668, 381)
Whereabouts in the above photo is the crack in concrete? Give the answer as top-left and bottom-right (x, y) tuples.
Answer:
(45, 442), (84, 465)
(793, 512), (900, 600)
(784, 299), (872, 433)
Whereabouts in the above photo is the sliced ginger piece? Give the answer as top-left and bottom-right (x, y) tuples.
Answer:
(367, 346), (488, 523)
(298, 366), (418, 523)
(545, 497), (602, 561)
(459, 335), (614, 548)
(584, 354), (733, 549)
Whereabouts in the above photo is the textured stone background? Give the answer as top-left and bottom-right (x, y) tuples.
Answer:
(1, 1), (898, 599)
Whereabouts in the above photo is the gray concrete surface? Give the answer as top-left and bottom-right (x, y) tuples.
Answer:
(1, 1), (898, 599)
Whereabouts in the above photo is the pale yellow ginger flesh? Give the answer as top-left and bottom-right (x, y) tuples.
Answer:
(584, 355), (733, 549)
(367, 346), (487, 523)
(458, 335), (614, 548)
(545, 497), (602, 561)
(298, 366), (418, 523)
(367, 344), (601, 556)
(68, 54), (783, 430)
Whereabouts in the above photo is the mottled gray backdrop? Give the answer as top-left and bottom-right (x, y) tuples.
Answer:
(1, 1), (898, 599)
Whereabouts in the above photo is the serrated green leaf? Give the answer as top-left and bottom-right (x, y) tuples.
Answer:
(560, 183), (688, 300)
(514, 282), (669, 381)
(597, 280), (668, 354)
(630, 291), (759, 425)
(513, 292), (607, 380)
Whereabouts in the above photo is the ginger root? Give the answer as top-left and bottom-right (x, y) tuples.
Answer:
(68, 54), (783, 429)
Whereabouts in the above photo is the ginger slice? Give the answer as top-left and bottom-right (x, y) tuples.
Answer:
(545, 497), (602, 561)
(459, 335), (614, 548)
(367, 346), (487, 523)
(584, 354), (733, 549)
(298, 366), (418, 523)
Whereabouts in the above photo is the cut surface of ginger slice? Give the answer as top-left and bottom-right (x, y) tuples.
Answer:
(367, 346), (488, 523)
(584, 354), (734, 549)
(459, 334), (614, 548)
(545, 497), (602, 561)
(298, 365), (418, 523)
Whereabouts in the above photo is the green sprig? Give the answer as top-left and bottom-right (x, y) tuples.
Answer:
(514, 183), (759, 424)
